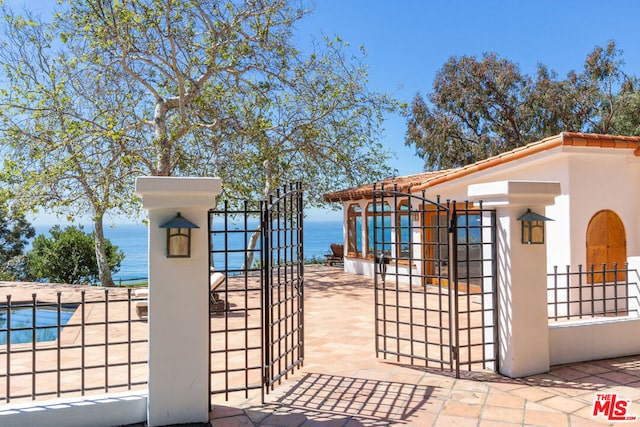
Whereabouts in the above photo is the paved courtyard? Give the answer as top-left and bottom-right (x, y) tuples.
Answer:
(210, 265), (640, 426)
(2, 267), (640, 426)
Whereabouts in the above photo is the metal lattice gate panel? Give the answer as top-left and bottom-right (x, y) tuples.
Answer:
(451, 202), (498, 376)
(209, 201), (265, 401)
(263, 182), (304, 390)
(372, 185), (498, 378)
(209, 183), (303, 403)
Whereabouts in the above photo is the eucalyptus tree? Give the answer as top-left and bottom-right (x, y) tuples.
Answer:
(406, 42), (640, 170)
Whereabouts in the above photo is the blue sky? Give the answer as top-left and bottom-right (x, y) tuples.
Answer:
(298, 0), (640, 175)
(6, 0), (640, 223)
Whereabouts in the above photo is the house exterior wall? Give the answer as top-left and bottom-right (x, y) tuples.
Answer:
(334, 140), (640, 372)
(340, 147), (640, 277)
(566, 150), (640, 266)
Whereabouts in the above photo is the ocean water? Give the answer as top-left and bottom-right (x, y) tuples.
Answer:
(34, 220), (344, 282)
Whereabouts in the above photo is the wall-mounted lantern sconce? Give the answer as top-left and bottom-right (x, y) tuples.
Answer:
(159, 212), (199, 257)
(518, 209), (553, 245)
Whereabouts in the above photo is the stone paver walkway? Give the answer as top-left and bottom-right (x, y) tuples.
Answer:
(209, 266), (640, 426)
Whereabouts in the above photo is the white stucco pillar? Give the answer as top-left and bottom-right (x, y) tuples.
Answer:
(469, 181), (560, 378)
(135, 176), (222, 426)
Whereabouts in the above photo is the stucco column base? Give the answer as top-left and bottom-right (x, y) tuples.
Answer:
(136, 177), (222, 426)
(469, 181), (560, 378)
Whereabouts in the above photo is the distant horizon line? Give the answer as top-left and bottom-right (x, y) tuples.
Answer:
(31, 217), (345, 228)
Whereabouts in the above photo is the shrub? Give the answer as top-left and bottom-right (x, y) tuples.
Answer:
(28, 225), (124, 285)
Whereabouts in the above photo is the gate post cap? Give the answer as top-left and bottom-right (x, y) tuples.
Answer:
(135, 176), (222, 209)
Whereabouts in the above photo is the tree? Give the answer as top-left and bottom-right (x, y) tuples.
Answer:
(27, 225), (123, 285)
(406, 53), (533, 170)
(0, 1), (396, 284)
(62, 0), (397, 206)
(567, 41), (639, 135)
(0, 8), (143, 286)
(0, 197), (35, 280)
(406, 42), (640, 170)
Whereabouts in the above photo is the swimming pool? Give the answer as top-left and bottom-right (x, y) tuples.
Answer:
(0, 304), (78, 345)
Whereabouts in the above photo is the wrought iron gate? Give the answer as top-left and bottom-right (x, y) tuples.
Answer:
(372, 185), (498, 378)
(209, 183), (304, 402)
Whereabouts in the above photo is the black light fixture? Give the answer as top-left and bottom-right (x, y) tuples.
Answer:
(159, 213), (199, 257)
(518, 209), (553, 245)
(376, 253), (390, 284)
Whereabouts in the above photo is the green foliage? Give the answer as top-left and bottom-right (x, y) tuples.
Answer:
(0, 198), (35, 280)
(304, 255), (327, 265)
(0, 5), (142, 286)
(28, 225), (124, 285)
(59, 0), (398, 205)
(406, 41), (640, 170)
(0, 1), (398, 283)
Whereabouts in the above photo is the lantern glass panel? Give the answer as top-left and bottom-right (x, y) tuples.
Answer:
(522, 221), (545, 244)
(168, 228), (190, 257)
(531, 221), (544, 244)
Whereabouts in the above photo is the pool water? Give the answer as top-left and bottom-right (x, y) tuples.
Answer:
(0, 305), (77, 345)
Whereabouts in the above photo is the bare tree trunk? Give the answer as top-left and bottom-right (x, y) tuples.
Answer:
(94, 217), (116, 287)
(154, 99), (172, 176)
(242, 160), (274, 270)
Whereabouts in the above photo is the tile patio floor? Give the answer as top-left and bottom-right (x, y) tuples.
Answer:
(209, 265), (640, 427)
(2, 267), (640, 426)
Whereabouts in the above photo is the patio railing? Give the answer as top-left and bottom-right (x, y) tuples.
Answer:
(547, 264), (640, 321)
(1, 288), (148, 404)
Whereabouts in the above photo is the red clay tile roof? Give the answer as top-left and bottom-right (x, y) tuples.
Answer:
(323, 132), (640, 203)
(322, 170), (452, 202)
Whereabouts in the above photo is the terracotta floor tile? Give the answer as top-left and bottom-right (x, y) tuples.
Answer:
(570, 362), (613, 376)
(440, 400), (482, 418)
(540, 395), (589, 413)
(453, 379), (490, 393)
(433, 414), (481, 427)
(524, 409), (569, 426)
(211, 414), (256, 426)
(448, 390), (487, 405)
(550, 366), (592, 381)
(478, 420), (522, 427)
(596, 370), (640, 385)
(211, 404), (247, 419)
(569, 413), (613, 426)
(481, 404), (524, 423)
(509, 386), (556, 402)
(484, 390), (526, 409)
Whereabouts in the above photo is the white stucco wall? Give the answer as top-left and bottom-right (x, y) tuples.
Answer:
(549, 317), (640, 365)
(567, 150), (640, 265)
(341, 146), (640, 278)
(0, 391), (147, 427)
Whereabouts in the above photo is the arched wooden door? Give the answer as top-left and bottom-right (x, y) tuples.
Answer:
(586, 210), (627, 281)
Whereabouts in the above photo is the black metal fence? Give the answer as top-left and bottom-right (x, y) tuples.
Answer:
(547, 264), (640, 321)
(1, 289), (148, 403)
